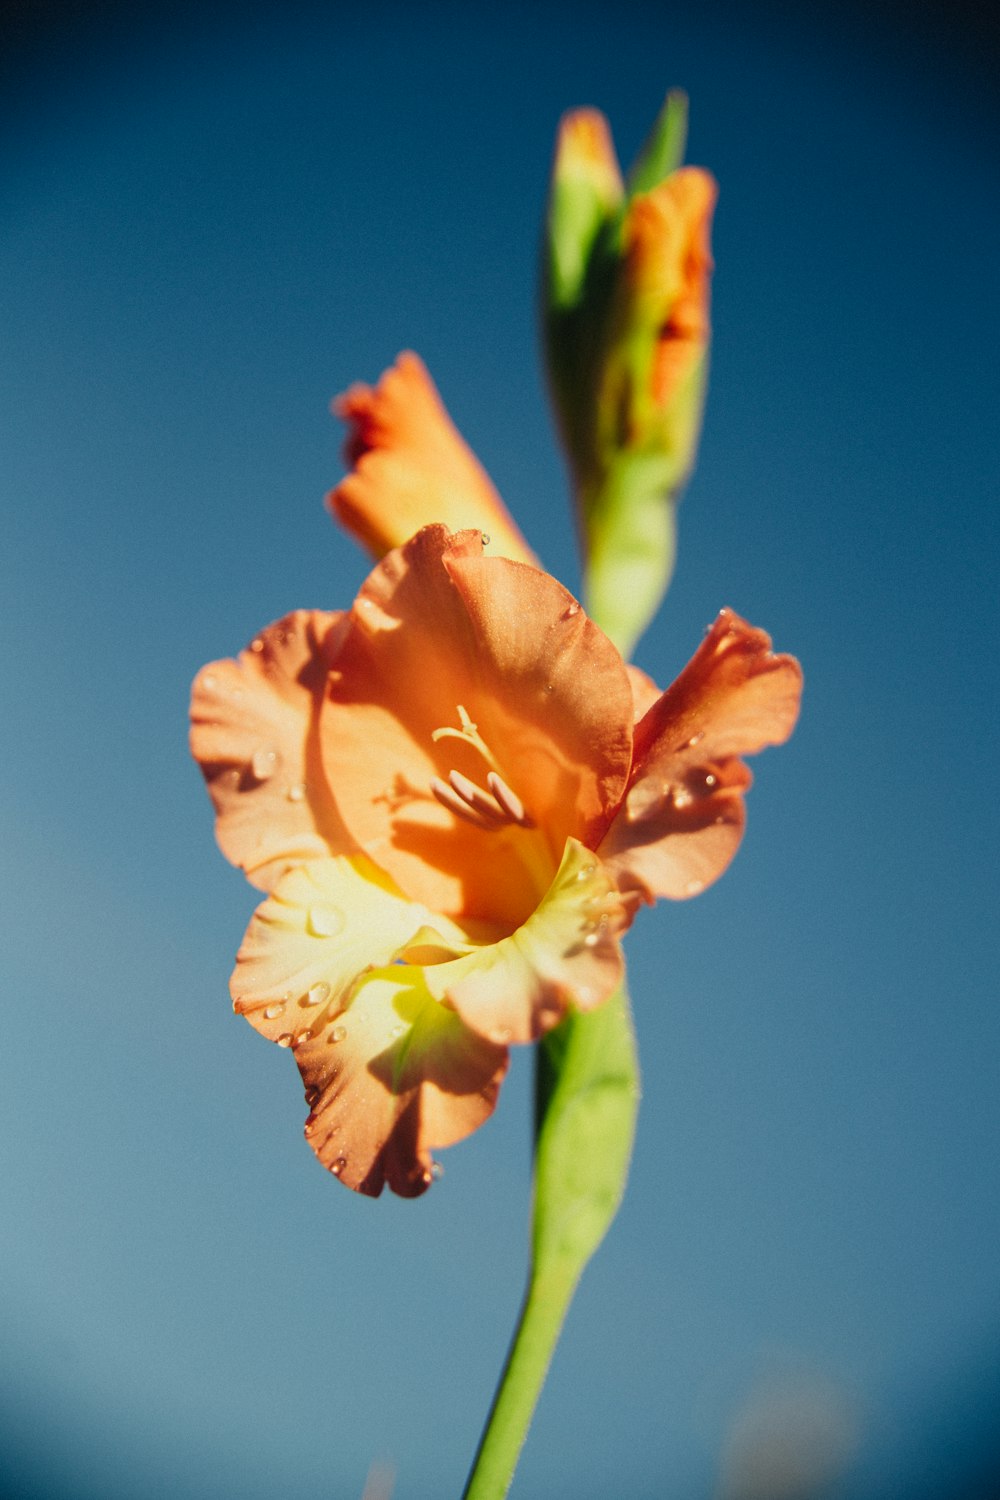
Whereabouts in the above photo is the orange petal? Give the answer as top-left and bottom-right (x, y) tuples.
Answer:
(328, 352), (538, 567)
(296, 969), (508, 1197)
(624, 166), (716, 408)
(230, 857), (505, 1198)
(432, 838), (630, 1045)
(190, 611), (353, 891)
(320, 526), (635, 928)
(599, 609), (802, 900)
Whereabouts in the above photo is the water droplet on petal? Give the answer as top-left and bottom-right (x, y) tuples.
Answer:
(685, 878), (704, 896)
(562, 600), (581, 619)
(264, 1002), (285, 1020)
(286, 781), (306, 802)
(430, 1161), (444, 1180)
(481, 532), (491, 545)
(583, 932), (600, 948)
(251, 746), (280, 781)
(304, 1086), (320, 1106)
(276, 1033), (294, 1048)
(329, 1025), (347, 1043)
(331, 1156), (347, 1176)
(304, 1115), (317, 1137)
(201, 672), (217, 691)
(308, 905), (344, 938)
(490, 1025), (512, 1044)
(250, 636), (264, 653)
(671, 786), (692, 809)
(293, 1029), (311, 1047)
(306, 981), (331, 1007)
(390, 1024), (405, 1038)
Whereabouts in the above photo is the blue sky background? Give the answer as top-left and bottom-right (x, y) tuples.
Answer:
(2, 3), (998, 1497)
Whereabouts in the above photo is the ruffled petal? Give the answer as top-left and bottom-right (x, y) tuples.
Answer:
(425, 837), (630, 1045)
(599, 609), (802, 900)
(320, 525), (635, 928)
(190, 611), (353, 891)
(297, 970), (508, 1197)
(328, 352), (538, 567)
(230, 855), (504, 1197)
(229, 855), (469, 1032)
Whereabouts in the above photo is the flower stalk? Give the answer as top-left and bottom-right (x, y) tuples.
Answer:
(462, 985), (639, 1499)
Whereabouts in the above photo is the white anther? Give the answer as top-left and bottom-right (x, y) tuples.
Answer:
(487, 771), (533, 827)
(430, 776), (502, 830)
(448, 769), (507, 823)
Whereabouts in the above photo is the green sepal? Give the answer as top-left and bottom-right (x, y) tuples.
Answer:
(626, 89), (689, 198)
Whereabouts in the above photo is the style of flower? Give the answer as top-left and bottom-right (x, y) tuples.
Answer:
(191, 360), (801, 1198)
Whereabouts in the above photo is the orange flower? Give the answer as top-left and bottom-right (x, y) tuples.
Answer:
(191, 525), (800, 1197)
(328, 352), (538, 568)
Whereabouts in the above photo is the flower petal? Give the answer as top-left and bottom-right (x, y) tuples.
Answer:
(190, 611), (353, 891)
(229, 855), (469, 1031)
(599, 609), (802, 900)
(328, 352), (538, 567)
(623, 166), (716, 410)
(297, 970), (508, 1197)
(427, 837), (630, 1045)
(320, 525), (635, 928)
(230, 856), (505, 1198)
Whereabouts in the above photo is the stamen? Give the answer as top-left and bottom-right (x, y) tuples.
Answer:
(429, 776), (502, 830)
(448, 769), (508, 823)
(487, 771), (533, 827)
(429, 706), (535, 834)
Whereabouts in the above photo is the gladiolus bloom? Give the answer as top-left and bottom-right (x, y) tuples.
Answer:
(191, 524), (801, 1198)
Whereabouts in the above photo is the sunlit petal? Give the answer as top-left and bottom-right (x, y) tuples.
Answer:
(328, 351), (538, 567)
(600, 609), (802, 899)
(190, 611), (352, 891)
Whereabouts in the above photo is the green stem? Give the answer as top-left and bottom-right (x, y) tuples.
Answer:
(460, 1262), (580, 1500)
(462, 985), (640, 1499)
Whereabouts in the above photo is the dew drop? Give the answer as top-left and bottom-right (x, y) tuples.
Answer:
(490, 1025), (513, 1044)
(286, 781), (306, 803)
(703, 772), (718, 789)
(430, 1161), (444, 1180)
(544, 683), (555, 694)
(390, 1024), (405, 1038)
(330, 1025), (347, 1043)
(685, 878), (704, 896)
(293, 1029), (311, 1047)
(582, 931), (600, 948)
(671, 786), (693, 809)
(308, 905), (344, 938)
(331, 1156), (347, 1176)
(304, 1116), (317, 1137)
(575, 862), (597, 882)
(201, 672), (217, 691)
(250, 636), (264, 653)
(251, 746), (280, 781)
(264, 1002), (285, 1020)
(306, 981), (331, 1008)
(562, 600), (581, 619)
(305, 1086), (320, 1106)
(276, 1033), (294, 1048)
(481, 532), (491, 545)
